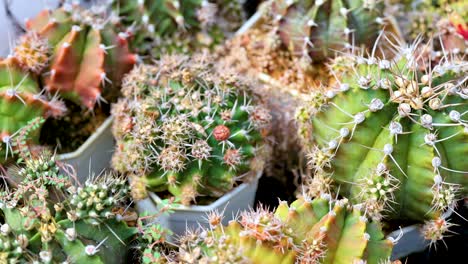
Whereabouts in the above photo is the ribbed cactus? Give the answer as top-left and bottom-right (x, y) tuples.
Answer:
(0, 153), (137, 263)
(24, 2), (137, 108)
(113, 0), (244, 57)
(111, 54), (270, 205)
(297, 43), (467, 223)
(174, 196), (394, 264)
(0, 57), (65, 161)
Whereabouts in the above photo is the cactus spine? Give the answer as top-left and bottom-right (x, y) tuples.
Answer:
(174, 196), (394, 264)
(297, 42), (467, 224)
(0, 152), (137, 263)
(24, 2), (137, 108)
(111, 54), (270, 205)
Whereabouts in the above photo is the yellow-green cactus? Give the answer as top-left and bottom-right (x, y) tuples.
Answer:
(174, 196), (394, 264)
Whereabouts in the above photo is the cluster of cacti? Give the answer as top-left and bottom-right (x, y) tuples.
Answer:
(296, 42), (467, 228)
(391, 0), (467, 57)
(111, 54), (271, 205)
(172, 196), (394, 264)
(0, 152), (138, 263)
(112, 0), (244, 57)
(23, 1), (137, 108)
(0, 57), (65, 161)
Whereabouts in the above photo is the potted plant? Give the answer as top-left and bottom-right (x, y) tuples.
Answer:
(0, 2), (137, 181)
(111, 54), (271, 236)
(0, 151), (137, 263)
(295, 39), (467, 259)
(169, 195), (397, 264)
(110, 0), (246, 58)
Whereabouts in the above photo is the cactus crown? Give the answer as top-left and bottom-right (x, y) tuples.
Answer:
(111, 54), (270, 205)
(0, 152), (137, 263)
(297, 41), (467, 222)
(174, 196), (393, 264)
(24, 2), (136, 108)
(113, 0), (244, 57)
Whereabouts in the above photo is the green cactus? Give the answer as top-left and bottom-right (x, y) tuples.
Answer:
(23, 2), (137, 108)
(112, 0), (244, 57)
(111, 54), (270, 205)
(173, 196), (394, 264)
(297, 42), (467, 223)
(0, 57), (65, 162)
(0, 152), (137, 263)
(266, 0), (392, 64)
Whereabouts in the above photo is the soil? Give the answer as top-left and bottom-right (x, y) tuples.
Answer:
(39, 100), (110, 154)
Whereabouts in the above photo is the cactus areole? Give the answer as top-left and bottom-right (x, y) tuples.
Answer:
(300, 46), (467, 222)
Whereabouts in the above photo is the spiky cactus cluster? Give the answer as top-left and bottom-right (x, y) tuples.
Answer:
(394, 0), (467, 57)
(0, 57), (65, 161)
(111, 54), (270, 205)
(296, 42), (467, 228)
(23, 2), (137, 108)
(113, 0), (244, 57)
(0, 152), (137, 263)
(173, 196), (394, 264)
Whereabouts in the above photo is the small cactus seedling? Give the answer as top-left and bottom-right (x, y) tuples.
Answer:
(113, 0), (244, 57)
(111, 54), (270, 205)
(0, 57), (65, 161)
(0, 152), (138, 263)
(174, 196), (394, 264)
(297, 42), (467, 223)
(24, 2), (137, 108)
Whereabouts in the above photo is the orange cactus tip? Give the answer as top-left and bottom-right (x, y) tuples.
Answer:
(213, 125), (230, 141)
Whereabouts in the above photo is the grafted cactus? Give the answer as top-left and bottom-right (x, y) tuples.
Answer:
(113, 0), (244, 57)
(0, 152), (137, 263)
(297, 43), (467, 223)
(0, 57), (65, 161)
(24, 2), (137, 108)
(174, 197), (394, 264)
(111, 54), (270, 205)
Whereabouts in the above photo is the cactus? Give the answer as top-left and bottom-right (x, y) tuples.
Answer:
(112, 0), (244, 57)
(0, 152), (137, 263)
(0, 57), (65, 161)
(111, 54), (270, 205)
(24, 2), (137, 108)
(297, 42), (467, 223)
(174, 196), (394, 264)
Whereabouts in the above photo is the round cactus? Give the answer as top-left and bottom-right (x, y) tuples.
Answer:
(24, 2), (137, 108)
(0, 57), (65, 161)
(0, 152), (137, 263)
(297, 42), (467, 223)
(112, 0), (244, 57)
(173, 196), (394, 264)
(111, 54), (270, 205)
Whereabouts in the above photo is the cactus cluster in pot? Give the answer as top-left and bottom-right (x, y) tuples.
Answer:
(112, 0), (245, 57)
(223, 0), (400, 92)
(171, 196), (395, 264)
(23, 2), (137, 108)
(0, 152), (137, 263)
(111, 54), (271, 205)
(296, 40), (467, 238)
(0, 2), (138, 159)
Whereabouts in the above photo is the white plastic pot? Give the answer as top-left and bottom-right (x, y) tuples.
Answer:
(57, 116), (115, 183)
(136, 172), (261, 239)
